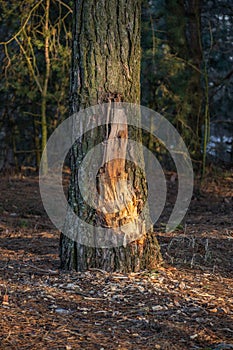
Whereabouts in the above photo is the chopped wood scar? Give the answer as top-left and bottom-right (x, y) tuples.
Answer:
(96, 108), (138, 229)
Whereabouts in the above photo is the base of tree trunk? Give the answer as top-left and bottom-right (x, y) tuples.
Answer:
(60, 232), (162, 273)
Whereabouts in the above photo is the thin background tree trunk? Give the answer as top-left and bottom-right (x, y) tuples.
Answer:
(40, 0), (50, 175)
(165, 0), (203, 163)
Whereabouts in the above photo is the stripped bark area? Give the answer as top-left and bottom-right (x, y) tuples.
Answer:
(60, 0), (162, 272)
(97, 108), (138, 230)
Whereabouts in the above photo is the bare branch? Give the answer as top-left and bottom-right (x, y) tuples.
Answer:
(0, 0), (43, 45)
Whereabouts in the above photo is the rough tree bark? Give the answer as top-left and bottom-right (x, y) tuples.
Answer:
(60, 0), (162, 272)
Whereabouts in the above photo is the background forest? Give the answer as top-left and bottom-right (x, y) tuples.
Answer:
(0, 0), (232, 175)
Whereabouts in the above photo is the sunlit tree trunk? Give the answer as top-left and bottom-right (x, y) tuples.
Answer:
(60, 0), (162, 272)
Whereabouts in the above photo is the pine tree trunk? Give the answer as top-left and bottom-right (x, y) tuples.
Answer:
(60, 0), (162, 272)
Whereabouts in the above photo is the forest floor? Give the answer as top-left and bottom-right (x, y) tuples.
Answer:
(0, 170), (233, 350)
